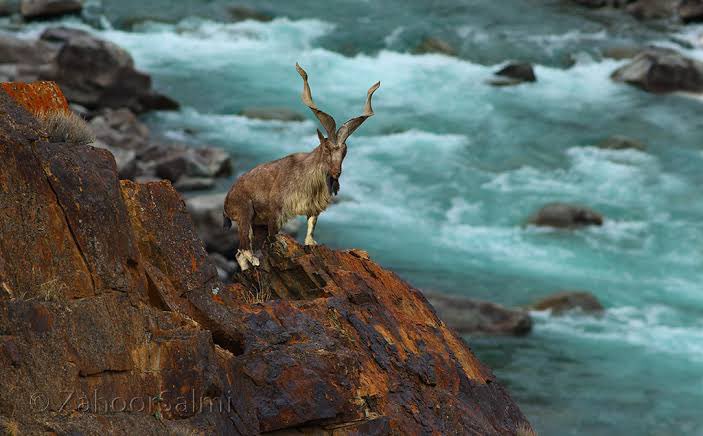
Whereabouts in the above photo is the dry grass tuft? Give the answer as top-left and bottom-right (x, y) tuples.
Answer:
(37, 110), (95, 145)
(242, 286), (271, 305)
(3, 419), (20, 436)
(39, 278), (67, 302)
(516, 423), (537, 436)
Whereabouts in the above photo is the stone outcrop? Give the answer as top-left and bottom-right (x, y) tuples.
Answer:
(0, 82), (533, 435)
(529, 203), (604, 228)
(611, 47), (703, 93)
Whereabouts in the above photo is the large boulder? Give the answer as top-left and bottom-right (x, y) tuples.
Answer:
(20, 0), (82, 19)
(679, 0), (703, 22)
(529, 203), (604, 228)
(612, 47), (703, 93)
(531, 291), (605, 314)
(39, 27), (177, 112)
(0, 81), (533, 435)
(425, 292), (532, 336)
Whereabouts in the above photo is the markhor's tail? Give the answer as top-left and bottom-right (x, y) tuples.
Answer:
(223, 213), (232, 230)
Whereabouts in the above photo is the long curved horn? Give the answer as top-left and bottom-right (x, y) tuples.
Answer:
(336, 81), (380, 145)
(296, 63), (337, 142)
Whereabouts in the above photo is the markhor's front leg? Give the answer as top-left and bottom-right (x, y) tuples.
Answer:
(304, 215), (318, 246)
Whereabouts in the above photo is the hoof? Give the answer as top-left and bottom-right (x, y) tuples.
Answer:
(304, 237), (317, 246)
(236, 249), (260, 271)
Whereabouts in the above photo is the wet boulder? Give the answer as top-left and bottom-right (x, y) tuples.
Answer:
(529, 203), (604, 228)
(611, 47), (703, 93)
(20, 0), (82, 19)
(424, 291), (532, 336)
(531, 291), (605, 314)
(489, 62), (537, 86)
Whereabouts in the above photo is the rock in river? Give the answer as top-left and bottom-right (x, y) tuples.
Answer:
(531, 291), (605, 314)
(529, 203), (604, 228)
(611, 47), (703, 94)
(425, 291), (533, 336)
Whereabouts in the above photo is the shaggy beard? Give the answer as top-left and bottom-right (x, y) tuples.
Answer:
(326, 174), (339, 196)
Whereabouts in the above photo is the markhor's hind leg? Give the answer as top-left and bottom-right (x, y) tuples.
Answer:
(235, 201), (260, 271)
(305, 215), (318, 246)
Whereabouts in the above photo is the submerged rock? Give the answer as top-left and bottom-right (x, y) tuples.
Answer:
(414, 36), (457, 56)
(489, 62), (537, 86)
(20, 0), (82, 19)
(239, 106), (305, 121)
(425, 292), (533, 336)
(531, 291), (605, 314)
(597, 135), (647, 150)
(611, 47), (703, 93)
(529, 203), (604, 228)
(0, 81), (533, 434)
(228, 5), (273, 22)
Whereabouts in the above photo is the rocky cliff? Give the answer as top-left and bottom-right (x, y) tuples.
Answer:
(0, 82), (532, 435)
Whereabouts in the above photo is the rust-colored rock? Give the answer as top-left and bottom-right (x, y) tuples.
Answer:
(0, 82), (532, 435)
(1, 81), (69, 115)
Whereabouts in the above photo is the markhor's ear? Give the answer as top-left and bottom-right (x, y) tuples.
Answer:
(316, 128), (325, 143)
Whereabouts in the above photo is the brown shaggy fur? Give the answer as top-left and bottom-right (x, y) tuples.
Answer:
(224, 64), (379, 266)
(37, 110), (95, 145)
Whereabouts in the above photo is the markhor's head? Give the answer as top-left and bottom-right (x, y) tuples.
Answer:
(295, 63), (379, 192)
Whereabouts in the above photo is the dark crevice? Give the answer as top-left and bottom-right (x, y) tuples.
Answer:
(79, 368), (130, 378)
(211, 330), (245, 356)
